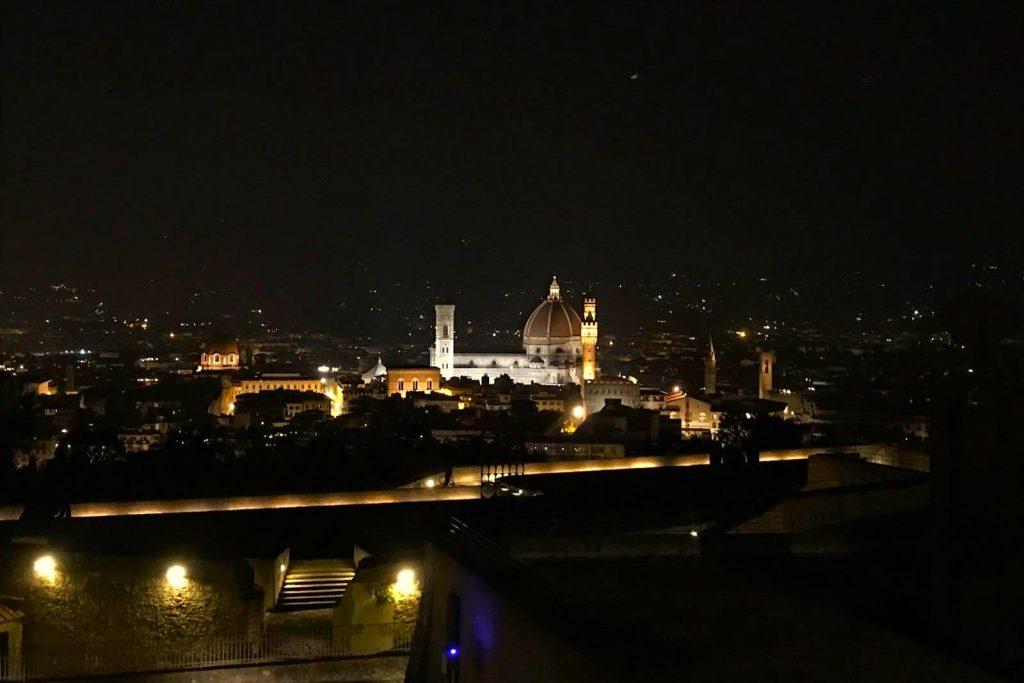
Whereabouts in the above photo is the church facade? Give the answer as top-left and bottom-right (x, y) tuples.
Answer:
(429, 278), (597, 386)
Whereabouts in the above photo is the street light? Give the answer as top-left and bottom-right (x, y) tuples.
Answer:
(393, 568), (417, 598)
(166, 564), (187, 589)
(34, 555), (57, 582)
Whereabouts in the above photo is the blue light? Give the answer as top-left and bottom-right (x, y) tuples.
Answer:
(448, 646), (459, 657)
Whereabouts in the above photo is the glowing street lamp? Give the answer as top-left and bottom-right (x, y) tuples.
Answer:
(393, 568), (417, 598)
(34, 555), (57, 582)
(165, 564), (188, 589)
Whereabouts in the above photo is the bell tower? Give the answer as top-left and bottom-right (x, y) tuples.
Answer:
(704, 336), (717, 395)
(581, 297), (598, 381)
(433, 304), (455, 379)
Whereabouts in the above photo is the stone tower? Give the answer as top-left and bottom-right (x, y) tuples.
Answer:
(704, 336), (716, 395)
(581, 297), (598, 381)
(433, 304), (455, 379)
(758, 348), (775, 399)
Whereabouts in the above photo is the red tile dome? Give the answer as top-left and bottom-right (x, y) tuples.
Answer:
(523, 278), (582, 342)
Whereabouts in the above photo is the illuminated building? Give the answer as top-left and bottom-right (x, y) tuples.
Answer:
(214, 375), (344, 416)
(582, 376), (640, 415)
(361, 354), (388, 384)
(12, 438), (58, 469)
(118, 429), (163, 453)
(704, 336), (717, 395)
(231, 390), (332, 426)
(199, 339), (241, 371)
(387, 366), (442, 398)
(429, 277), (598, 386)
(531, 393), (566, 412)
(665, 393), (718, 435)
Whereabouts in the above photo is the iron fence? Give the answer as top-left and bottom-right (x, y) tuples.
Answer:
(0, 623), (412, 681)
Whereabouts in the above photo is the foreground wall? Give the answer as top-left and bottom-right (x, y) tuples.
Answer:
(412, 545), (612, 683)
(0, 547), (256, 678)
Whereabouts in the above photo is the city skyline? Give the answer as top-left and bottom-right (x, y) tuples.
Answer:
(2, 4), (1023, 680)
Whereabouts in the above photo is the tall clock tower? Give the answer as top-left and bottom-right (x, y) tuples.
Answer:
(581, 298), (598, 381)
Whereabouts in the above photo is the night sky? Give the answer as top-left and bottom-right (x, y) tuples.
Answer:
(1, 1), (1020, 314)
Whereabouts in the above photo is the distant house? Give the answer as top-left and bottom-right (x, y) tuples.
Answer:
(387, 366), (441, 398)
(232, 389), (331, 427)
(664, 394), (718, 435)
(574, 399), (661, 443)
(410, 393), (464, 413)
(582, 376), (641, 415)
(12, 439), (57, 469)
(118, 429), (163, 453)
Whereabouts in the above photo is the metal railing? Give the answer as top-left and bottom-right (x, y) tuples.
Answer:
(1, 623), (412, 681)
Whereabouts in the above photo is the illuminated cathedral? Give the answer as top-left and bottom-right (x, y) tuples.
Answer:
(429, 277), (597, 385)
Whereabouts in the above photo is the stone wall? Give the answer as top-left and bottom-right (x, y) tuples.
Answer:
(0, 547), (256, 677)
(331, 561), (420, 654)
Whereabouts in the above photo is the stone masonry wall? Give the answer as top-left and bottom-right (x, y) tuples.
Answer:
(0, 547), (255, 677)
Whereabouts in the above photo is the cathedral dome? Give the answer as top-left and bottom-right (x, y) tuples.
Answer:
(204, 338), (239, 356)
(523, 278), (582, 343)
(200, 336), (241, 371)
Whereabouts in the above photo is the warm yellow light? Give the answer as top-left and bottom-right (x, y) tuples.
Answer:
(34, 555), (57, 581)
(571, 405), (585, 420)
(165, 564), (187, 589)
(228, 402), (235, 413)
(393, 568), (417, 598)
(672, 385), (681, 393)
(425, 478), (436, 488)
(280, 563), (287, 572)
(736, 330), (747, 339)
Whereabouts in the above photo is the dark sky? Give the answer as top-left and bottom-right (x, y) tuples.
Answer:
(1, 1), (1020, 312)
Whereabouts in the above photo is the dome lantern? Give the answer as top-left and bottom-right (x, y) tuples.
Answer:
(548, 277), (561, 301)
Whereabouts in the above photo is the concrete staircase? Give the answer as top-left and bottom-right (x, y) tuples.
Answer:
(275, 558), (356, 612)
